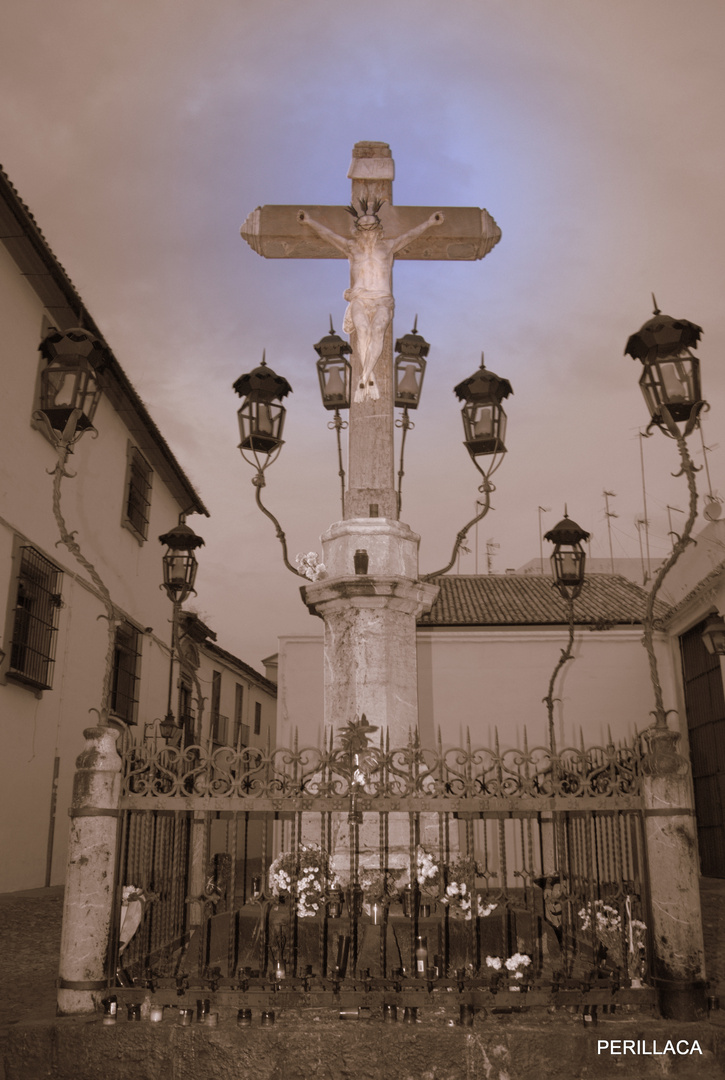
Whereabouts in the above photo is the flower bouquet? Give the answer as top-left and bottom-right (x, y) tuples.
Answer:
(486, 952), (532, 989)
(441, 856), (498, 921)
(268, 843), (340, 918)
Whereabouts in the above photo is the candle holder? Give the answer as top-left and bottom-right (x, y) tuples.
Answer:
(179, 1008), (193, 1026)
(237, 1008), (252, 1027)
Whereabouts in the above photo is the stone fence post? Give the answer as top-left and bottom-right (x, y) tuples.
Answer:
(641, 725), (707, 1020)
(57, 725), (122, 1015)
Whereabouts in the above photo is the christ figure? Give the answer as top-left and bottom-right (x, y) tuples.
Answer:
(298, 203), (444, 401)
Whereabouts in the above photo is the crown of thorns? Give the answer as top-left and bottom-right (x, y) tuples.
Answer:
(345, 197), (385, 223)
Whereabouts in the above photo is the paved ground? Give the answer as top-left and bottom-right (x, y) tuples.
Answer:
(0, 878), (723, 1033)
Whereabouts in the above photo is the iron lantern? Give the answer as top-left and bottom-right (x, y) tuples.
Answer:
(314, 319), (352, 411)
(37, 327), (109, 444)
(158, 714), (179, 740)
(544, 511), (590, 601)
(233, 354), (292, 473)
(454, 354), (513, 471)
(625, 300), (704, 437)
(159, 519), (205, 604)
(701, 613), (725, 657)
(394, 319), (429, 410)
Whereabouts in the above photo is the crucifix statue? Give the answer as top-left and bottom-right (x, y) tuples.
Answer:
(241, 140), (500, 520)
(298, 201), (445, 402)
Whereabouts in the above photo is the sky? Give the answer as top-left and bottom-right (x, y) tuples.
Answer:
(2, 0), (724, 670)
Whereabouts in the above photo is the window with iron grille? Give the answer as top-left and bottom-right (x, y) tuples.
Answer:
(111, 621), (141, 724)
(123, 446), (153, 541)
(7, 546), (62, 691)
(254, 701), (262, 736)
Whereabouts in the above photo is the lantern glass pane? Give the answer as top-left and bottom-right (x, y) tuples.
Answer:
(559, 550), (580, 582)
(462, 402), (506, 457)
(237, 400), (283, 452)
(318, 358), (350, 408)
(397, 363), (420, 400)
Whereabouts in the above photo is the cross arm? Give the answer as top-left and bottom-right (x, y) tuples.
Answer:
(241, 205), (501, 261)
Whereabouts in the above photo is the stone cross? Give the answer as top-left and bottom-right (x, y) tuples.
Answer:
(241, 140), (500, 520)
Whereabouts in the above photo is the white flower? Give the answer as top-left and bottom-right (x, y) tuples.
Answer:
(486, 956), (502, 970)
(505, 953), (531, 971)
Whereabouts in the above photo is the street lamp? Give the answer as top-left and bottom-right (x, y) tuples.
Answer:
(35, 326), (109, 448)
(701, 613), (725, 657)
(233, 354), (300, 577)
(233, 353), (292, 475)
(423, 352), (513, 580)
(625, 300), (707, 734)
(625, 298), (703, 438)
(394, 319), (430, 514)
(394, 318), (428, 410)
(544, 510), (590, 601)
(543, 509), (590, 753)
(159, 518), (205, 604)
(157, 517), (204, 742)
(454, 354), (513, 479)
(314, 320), (351, 517)
(315, 319), (352, 411)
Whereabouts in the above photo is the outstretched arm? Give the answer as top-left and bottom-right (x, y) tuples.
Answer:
(390, 211), (445, 254)
(298, 209), (351, 255)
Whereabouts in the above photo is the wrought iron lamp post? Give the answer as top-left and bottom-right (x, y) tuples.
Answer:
(394, 319), (428, 515)
(34, 325), (120, 723)
(158, 518), (205, 741)
(423, 354), (513, 579)
(314, 320), (352, 516)
(625, 299), (706, 734)
(233, 354), (300, 576)
(543, 511), (590, 750)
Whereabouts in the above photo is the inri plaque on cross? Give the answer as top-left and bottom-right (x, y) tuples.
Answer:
(241, 141), (501, 520)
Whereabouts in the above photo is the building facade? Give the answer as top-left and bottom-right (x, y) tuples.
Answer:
(0, 169), (276, 892)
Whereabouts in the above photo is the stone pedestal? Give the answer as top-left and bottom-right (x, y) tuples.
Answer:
(642, 727), (707, 1021)
(302, 519), (439, 874)
(302, 519), (438, 745)
(57, 725), (122, 1015)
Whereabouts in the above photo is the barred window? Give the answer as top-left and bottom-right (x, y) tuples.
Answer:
(111, 621), (141, 724)
(7, 547), (62, 690)
(123, 447), (153, 541)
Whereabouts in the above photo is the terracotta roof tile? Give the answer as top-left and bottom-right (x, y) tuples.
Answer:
(418, 574), (667, 627)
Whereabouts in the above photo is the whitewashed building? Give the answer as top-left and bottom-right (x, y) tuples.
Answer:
(0, 168), (276, 892)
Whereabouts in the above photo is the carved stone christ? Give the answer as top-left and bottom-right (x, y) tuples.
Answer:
(298, 203), (444, 402)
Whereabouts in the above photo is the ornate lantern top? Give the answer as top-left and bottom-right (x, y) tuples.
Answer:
(625, 299), (702, 361)
(544, 512), (590, 547)
(158, 520), (205, 552)
(454, 354), (513, 405)
(313, 319), (352, 362)
(394, 318), (430, 362)
(233, 354), (293, 403)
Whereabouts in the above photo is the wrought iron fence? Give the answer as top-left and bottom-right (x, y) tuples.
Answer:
(109, 729), (654, 1014)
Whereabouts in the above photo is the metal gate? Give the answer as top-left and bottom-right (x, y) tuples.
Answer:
(108, 728), (653, 1014)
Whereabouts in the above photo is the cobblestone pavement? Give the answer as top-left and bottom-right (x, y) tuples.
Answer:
(0, 887), (63, 1031)
(0, 879), (723, 1031)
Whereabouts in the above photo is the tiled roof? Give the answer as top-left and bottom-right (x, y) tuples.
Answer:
(0, 166), (208, 518)
(418, 574), (668, 628)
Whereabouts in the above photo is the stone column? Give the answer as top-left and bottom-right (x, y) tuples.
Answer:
(641, 726), (707, 1020)
(57, 725), (122, 1015)
(302, 519), (438, 745)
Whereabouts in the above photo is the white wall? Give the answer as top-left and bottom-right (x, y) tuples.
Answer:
(0, 240), (194, 891)
(278, 624), (679, 754)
